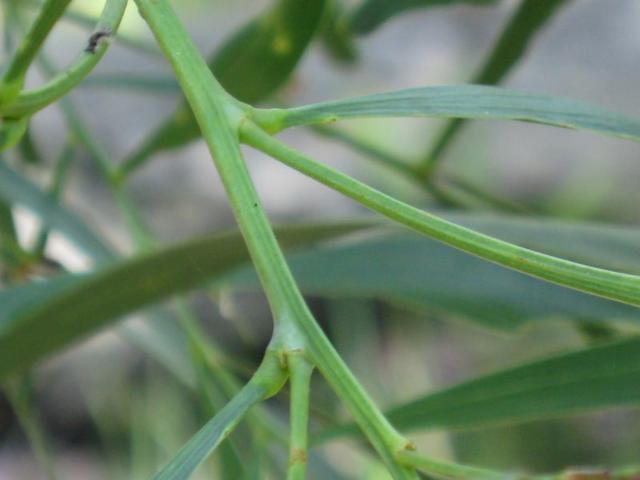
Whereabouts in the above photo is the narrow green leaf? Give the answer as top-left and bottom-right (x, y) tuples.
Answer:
(152, 382), (264, 480)
(270, 85), (640, 143)
(0, 222), (368, 377)
(119, 0), (326, 178)
(387, 337), (640, 431)
(349, 0), (498, 35)
(224, 216), (640, 331)
(318, 338), (640, 439)
(422, 0), (572, 173)
(151, 352), (286, 480)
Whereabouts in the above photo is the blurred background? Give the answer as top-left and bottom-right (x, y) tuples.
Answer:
(1, 0), (640, 478)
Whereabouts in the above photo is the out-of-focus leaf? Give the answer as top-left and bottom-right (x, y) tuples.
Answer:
(0, 199), (19, 267)
(275, 85), (640, 143)
(120, 0), (326, 177)
(16, 126), (42, 164)
(0, 159), (200, 386)
(349, 0), (498, 35)
(152, 381), (266, 480)
(0, 117), (28, 152)
(320, 0), (358, 64)
(0, 160), (114, 262)
(386, 337), (640, 431)
(211, 0), (325, 104)
(224, 215), (640, 331)
(0, 222), (369, 377)
(424, 0), (572, 167)
(317, 338), (640, 439)
(473, 0), (570, 86)
(81, 74), (180, 93)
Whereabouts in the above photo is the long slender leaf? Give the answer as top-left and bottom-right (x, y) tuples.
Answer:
(119, 0), (326, 177)
(0, 222), (369, 377)
(317, 338), (640, 440)
(152, 381), (265, 480)
(388, 337), (640, 431)
(151, 350), (288, 480)
(348, 0), (498, 34)
(224, 215), (640, 331)
(269, 85), (640, 143)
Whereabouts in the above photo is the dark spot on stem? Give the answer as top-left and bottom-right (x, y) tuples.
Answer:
(289, 448), (307, 465)
(85, 29), (112, 54)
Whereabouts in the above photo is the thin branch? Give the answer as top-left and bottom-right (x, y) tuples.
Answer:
(286, 353), (314, 480)
(241, 121), (640, 308)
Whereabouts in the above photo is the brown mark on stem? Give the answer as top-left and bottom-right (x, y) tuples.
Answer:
(85, 29), (112, 54)
(290, 447), (307, 465)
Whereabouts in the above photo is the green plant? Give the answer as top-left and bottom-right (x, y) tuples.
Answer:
(1, 0), (639, 479)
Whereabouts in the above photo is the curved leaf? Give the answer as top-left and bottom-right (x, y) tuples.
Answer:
(151, 353), (286, 480)
(349, 0), (497, 34)
(152, 382), (266, 480)
(388, 337), (640, 431)
(0, 222), (369, 377)
(318, 338), (640, 439)
(271, 85), (640, 143)
(224, 215), (640, 331)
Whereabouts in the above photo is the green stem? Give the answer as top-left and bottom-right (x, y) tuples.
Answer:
(396, 451), (507, 480)
(0, 0), (71, 105)
(286, 353), (313, 480)
(1, 0), (128, 118)
(27, 19), (285, 474)
(132, 0), (297, 322)
(240, 122), (640, 308)
(133, 1), (417, 477)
